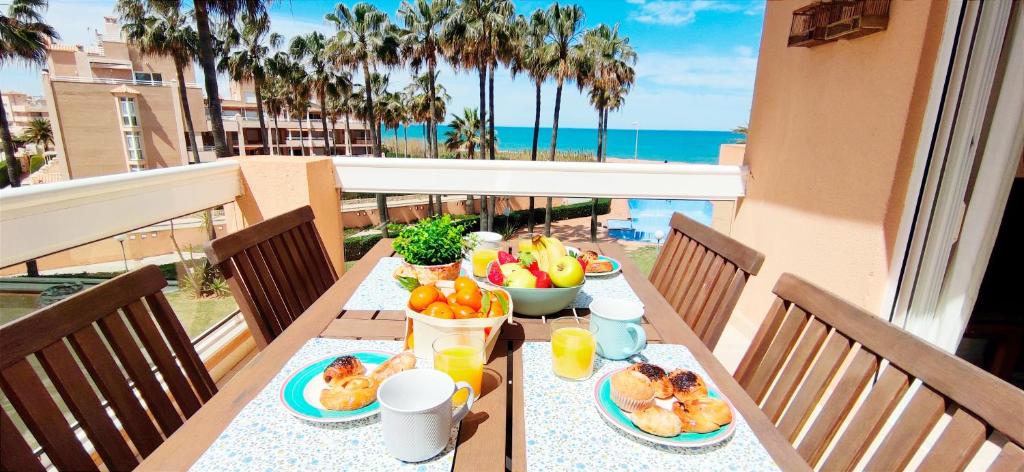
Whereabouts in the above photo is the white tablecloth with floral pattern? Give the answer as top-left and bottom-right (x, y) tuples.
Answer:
(521, 342), (780, 471)
(189, 338), (458, 472)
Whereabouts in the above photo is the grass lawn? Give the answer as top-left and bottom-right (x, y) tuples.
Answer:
(624, 245), (660, 276)
(164, 289), (239, 338)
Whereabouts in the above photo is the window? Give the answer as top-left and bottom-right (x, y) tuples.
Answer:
(119, 97), (139, 127)
(133, 72), (163, 83)
(244, 92), (257, 104)
(124, 131), (144, 171)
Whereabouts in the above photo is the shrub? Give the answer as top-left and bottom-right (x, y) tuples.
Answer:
(344, 233), (384, 261)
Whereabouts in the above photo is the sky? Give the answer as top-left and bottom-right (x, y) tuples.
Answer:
(1, 0), (765, 131)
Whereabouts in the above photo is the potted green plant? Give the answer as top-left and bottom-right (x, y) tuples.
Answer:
(392, 215), (469, 286)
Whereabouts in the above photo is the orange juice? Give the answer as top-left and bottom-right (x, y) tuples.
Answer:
(551, 327), (596, 380)
(472, 248), (499, 277)
(434, 345), (484, 404)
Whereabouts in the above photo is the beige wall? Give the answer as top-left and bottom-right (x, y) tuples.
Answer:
(727, 0), (949, 336)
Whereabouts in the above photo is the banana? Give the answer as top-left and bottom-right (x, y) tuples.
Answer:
(541, 237), (567, 261)
(533, 244), (550, 272)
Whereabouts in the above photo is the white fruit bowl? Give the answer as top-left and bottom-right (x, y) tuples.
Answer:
(480, 263), (583, 317)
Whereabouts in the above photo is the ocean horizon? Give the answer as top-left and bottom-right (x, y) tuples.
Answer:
(384, 125), (743, 164)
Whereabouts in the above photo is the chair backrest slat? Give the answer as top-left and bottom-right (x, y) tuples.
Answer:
(0, 359), (97, 471)
(0, 265), (217, 470)
(36, 341), (139, 470)
(648, 212), (764, 348)
(989, 442), (1024, 471)
(206, 205), (338, 348)
(0, 407), (45, 472)
(739, 273), (1024, 470)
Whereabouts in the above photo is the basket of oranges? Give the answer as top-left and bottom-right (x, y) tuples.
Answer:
(404, 276), (512, 360)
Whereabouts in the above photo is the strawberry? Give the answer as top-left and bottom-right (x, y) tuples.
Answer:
(577, 256), (589, 272)
(534, 271), (553, 288)
(518, 252), (538, 271)
(488, 262), (504, 285)
(497, 251), (518, 265)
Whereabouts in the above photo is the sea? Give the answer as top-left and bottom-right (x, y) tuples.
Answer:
(393, 125), (742, 164)
(391, 125), (742, 241)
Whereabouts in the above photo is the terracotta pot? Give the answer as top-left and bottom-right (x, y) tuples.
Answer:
(394, 259), (462, 285)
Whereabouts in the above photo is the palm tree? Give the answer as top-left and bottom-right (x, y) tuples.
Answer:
(117, 0), (203, 164)
(269, 52), (311, 155)
(1, 0), (58, 188)
(219, 12), (280, 155)
(327, 3), (398, 235)
(398, 0), (449, 161)
(291, 32), (335, 155)
(404, 70), (449, 213)
(20, 117), (52, 153)
(191, 0), (265, 158)
(732, 124), (749, 143)
(543, 2), (585, 236)
(261, 76), (288, 155)
(511, 9), (555, 235)
(329, 74), (358, 156)
(444, 107), (481, 210)
(580, 23), (635, 241)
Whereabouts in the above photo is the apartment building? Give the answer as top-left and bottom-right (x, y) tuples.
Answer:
(40, 16), (374, 181)
(1, 91), (49, 137)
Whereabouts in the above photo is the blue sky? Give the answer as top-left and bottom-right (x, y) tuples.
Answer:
(1, 0), (764, 130)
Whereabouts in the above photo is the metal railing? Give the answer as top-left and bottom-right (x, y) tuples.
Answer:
(48, 75), (202, 88)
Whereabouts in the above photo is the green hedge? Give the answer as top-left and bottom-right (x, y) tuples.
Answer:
(342, 199), (612, 261)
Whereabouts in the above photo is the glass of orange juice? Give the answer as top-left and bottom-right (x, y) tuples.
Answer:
(472, 246), (499, 278)
(550, 318), (598, 381)
(433, 333), (485, 405)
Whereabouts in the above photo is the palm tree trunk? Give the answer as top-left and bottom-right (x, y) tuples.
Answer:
(477, 61), (488, 232)
(603, 108), (610, 162)
(174, 59), (202, 165)
(193, 0), (230, 158)
(590, 106), (603, 242)
(254, 77), (270, 155)
(330, 118), (337, 155)
(528, 80), (542, 235)
(343, 112), (352, 155)
(404, 124), (409, 158)
(2, 91), (23, 186)
(486, 60), (496, 231)
(364, 56), (389, 237)
(272, 115), (281, 155)
(319, 91), (331, 155)
(297, 117), (306, 156)
(545, 82), (564, 236)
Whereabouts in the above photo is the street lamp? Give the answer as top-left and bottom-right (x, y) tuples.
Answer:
(632, 121), (640, 160)
(113, 234), (129, 272)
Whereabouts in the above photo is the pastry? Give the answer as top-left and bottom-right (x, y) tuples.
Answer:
(370, 351), (417, 384)
(629, 406), (682, 437)
(667, 369), (708, 402)
(578, 250), (600, 265)
(323, 355), (365, 383)
(320, 375), (378, 411)
(672, 398), (732, 433)
(585, 260), (614, 273)
(609, 370), (655, 412)
(627, 363), (673, 399)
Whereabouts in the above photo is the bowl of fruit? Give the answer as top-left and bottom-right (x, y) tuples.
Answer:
(404, 276), (511, 360)
(481, 236), (586, 317)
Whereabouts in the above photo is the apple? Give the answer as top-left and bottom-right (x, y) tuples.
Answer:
(505, 270), (537, 288)
(548, 256), (584, 287)
(500, 263), (523, 278)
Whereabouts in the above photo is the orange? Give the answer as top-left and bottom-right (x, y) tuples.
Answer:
(453, 276), (479, 293)
(454, 288), (483, 311)
(485, 293), (505, 318)
(451, 304), (478, 319)
(409, 285), (441, 312)
(446, 293), (459, 305)
(425, 301), (455, 319)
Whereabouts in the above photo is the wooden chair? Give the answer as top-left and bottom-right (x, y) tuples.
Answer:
(648, 212), (765, 349)
(0, 265), (216, 471)
(734, 273), (1024, 471)
(205, 205), (337, 348)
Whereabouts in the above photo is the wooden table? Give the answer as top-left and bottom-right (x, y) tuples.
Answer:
(140, 240), (810, 471)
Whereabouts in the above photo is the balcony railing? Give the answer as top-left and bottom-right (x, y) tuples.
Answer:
(48, 75), (202, 89)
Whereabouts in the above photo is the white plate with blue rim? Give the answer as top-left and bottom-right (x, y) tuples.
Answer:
(566, 246), (622, 277)
(278, 350), (393, 423)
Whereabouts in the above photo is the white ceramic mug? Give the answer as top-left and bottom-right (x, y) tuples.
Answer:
(377, 369), (475, 462)
(589, 297), (647, 360)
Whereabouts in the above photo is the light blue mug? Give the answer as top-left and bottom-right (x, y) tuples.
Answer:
(588, 297), (646, 360)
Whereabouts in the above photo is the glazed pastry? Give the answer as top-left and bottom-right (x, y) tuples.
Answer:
(370, 351), (417, 384)
(578, 250), (600, 265)
(629, 406), (682, 437)
(585, 260), (614, 273)
(320, 375), (378, 411)
(323, 355), (365, 383)
(627, 363), (673, 399)
(672, 398), (732, 433)
(667, 369), (708, 402)
(609, 370), (655, 412)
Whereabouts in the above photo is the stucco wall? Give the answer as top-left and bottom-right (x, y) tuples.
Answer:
(727, 0), (949, 336)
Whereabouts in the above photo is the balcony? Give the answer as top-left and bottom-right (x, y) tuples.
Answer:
(787, 0), (890, 47)
(47, 74), (202, 89)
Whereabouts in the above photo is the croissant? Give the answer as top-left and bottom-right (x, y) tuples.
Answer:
(672, 398), (732, 433)
(370, 351), (416, 384)
(667, 369), (708, 402)
(323, 355), (365, 383)
(629, 406), (682, 437)
(320, 375), (378, 411)
(585, 260), (614, 273)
